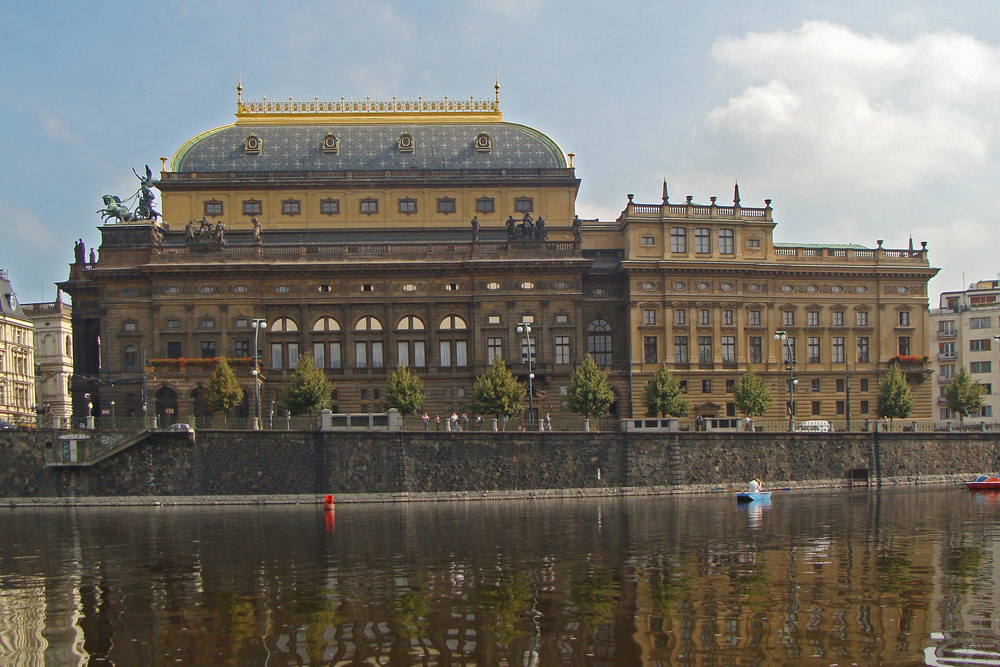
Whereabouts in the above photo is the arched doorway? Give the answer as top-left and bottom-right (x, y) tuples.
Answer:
(155, 386), (179, 427)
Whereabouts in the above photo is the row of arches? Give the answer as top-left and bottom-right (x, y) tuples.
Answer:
(270, 314), (469, 333)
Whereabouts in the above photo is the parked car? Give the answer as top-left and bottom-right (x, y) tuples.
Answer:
(0, 418), (15, 430)
(167, 423), (195, 433)
(797, 420), (832, 432)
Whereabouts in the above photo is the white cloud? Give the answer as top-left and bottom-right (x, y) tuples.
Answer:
(699, 21), (1000, 194)
(0, 199), (56, 248)
(473, 0), (543, 20)
(39, 111), (79, 143)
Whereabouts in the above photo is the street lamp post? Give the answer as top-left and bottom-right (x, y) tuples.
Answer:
(516, 322), (536, 428)
(844, 360), (852, 432)
(251, 318), (267, 430)
(774, 330), (797, 432)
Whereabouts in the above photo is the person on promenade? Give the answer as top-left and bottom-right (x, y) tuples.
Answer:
(435, 415), (441, 431)
(461, 413), (469, 430)
(422, 412), (429, 431)
(451, 412), (460, 431)
(544, 413), (552, 431)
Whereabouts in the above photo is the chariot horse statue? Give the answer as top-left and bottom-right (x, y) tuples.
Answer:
(97, 195), (136, 223)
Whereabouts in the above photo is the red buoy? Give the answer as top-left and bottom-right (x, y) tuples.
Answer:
(323, 494), (335, 511)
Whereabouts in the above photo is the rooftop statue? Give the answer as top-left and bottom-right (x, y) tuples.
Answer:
(186, 217), (228, 250)
(98, 194), (136, 224)
(97, 165), (161, 223)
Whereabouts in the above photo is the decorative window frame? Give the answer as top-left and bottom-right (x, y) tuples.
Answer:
(398, 198), (418, 215)
(281, 199), (301, 216)
(322, 133), (339, 154)
(475, 132), (492, 153)
(476, 197), (495, 214)
(397, 132), (415, 153)
(243, 200), (262, 216)
(320, 198), (340, 216)
(437, 197), (456, 214)
(204, 200), (223, 217)
(244, 134), (262, 155)
(360, 198), (379, 215)
(514, 197), (533, 213)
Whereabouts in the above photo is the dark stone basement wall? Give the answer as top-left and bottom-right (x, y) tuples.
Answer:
(1, 430), (998, 499)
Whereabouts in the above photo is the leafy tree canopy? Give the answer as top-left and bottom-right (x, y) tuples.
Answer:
(876, 364), (913, 422)
(278, 356), (334, 416)
(641, 364), (689, 417)
(567, 354), (615, 419)
(945, 366), (986, 421)
(205, 357), (244, 414)
(472, 357), (526, 421)
(733, 367), (773, 418)
(385, 366), (426, 416)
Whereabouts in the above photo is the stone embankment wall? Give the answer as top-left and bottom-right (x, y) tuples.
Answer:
(1, 429), (999, 499)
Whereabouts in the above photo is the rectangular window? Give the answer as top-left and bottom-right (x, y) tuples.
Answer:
(747, 238), (760, 248)
(674, 309), (687, 325)
(860, 400), (870, 414)
(437, 198), (456, 214)
(939, 364), (955, 380)
(939, 320), (956, 335)
(272, 342), (284, 369)
(487, 337), (503, 364)
(836, 378), (845, 392)
(514, 197), (533, 213)
(856, 311), (869, 327)
(670, 228), (687, 253)
(832, 337), (845, 363)
(898, 311), (910, 326)
(204, 201), (223, 216)
(782, 311), (795, 327)
(555, 336), (570, 365)
(811, 379), (821, 393)
(718, 229), (734, 254)
(808, 311), (820, 327)
(397, 341), (409, 368)
(439, 341), (451, 367)
(166, 341), (182, 359)
(982, 405), (993, 418)
(234, 340), (250, 358)
(702, 379), (712, 394)
(833, 311), (844, 327)
(971, 339), (992, 351)
(836, 400), (845, 415)
(643, 309), (656, 325)
(520, 337), (537, 364)
(641, 235), (655, 246)
(644, 336), (658, 363)
(722, 310), (734, 326)
(939, 341), (956, 358)
(314, 342), (325, 369)
(898, 336), (911, 356)
(748, 310), (761, 327)
(971, 361), (992, 373)
(857, 337), (870, 362)
(288, 344), (299, 368)
(398, 198), (417, 214)
(970, 316), (990, 329)
(243, 200), (262, 216)
(749, 336), (763, 363)
(860, 378), (869, 392)
(674, 336), (688, 363)
(476, 197), (495, 213)
(329, 343), (342, 369)
(698, 336), (712, 364)
(695, 228), (711, 253)
(456, 341), (468, 367)
(698, 309), (711, 326)
(812, 401), (821, 415)
(200, 340), (216, 358)
(781, 337), (797, 364)
(360, 198), (379, 214)
(721, 336), (735, 363)
(282, 200), (300, 216)
(320, 199), (340, 215)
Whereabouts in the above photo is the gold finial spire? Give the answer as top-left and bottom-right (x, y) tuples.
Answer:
(237, 67), (243, 110)
(495, 66), (500, 104)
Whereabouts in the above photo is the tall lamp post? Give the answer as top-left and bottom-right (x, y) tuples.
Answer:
(251, 318), (267, 430)
(516, 321), (536, 428)
(774, 330), (797, 432)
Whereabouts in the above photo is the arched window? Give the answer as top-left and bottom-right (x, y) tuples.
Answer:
(311, 316), (342, 369)
(587, 320), (612, 366)
(438, 314), (469, 367)
(269, 317), (299, 370)
(270, 317), (298, 333)
(123, 345), (139, 373)
(65, 335), (72, 356)
(396, 316), (426, 367)
(354, 316), (384, 368)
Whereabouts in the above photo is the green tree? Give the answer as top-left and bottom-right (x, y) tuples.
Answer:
(471, 357), (526, 424)
(945, 366), (986, 422)
(278, 356), (334, 416)
(641, 364), (690, 417)
(567, 354), (615, 419)
(385, 365), (426, 416)
(733, 367), (773, 419)
(204, 357), (244, 417)
(876, 364), (913, 423)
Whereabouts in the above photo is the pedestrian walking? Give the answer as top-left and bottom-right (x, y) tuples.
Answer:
(451, 412), (459, 431)
(422, 412), (429, 431)
(435, 415), (441, 431)
(544, 412), (552, 431)
(461, 413), (469, 430)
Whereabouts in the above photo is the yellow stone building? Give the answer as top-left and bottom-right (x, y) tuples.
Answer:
(60, 87), (937, 427)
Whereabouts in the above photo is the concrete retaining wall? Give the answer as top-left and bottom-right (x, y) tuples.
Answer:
(2, 429), (999, 499)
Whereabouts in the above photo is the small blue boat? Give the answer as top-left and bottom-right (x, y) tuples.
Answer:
(737, 491), (771, 503)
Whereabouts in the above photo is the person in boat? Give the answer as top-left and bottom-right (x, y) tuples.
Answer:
(747, 478), (764, 493)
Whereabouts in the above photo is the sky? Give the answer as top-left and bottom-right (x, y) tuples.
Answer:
(2, 0), (999, 305)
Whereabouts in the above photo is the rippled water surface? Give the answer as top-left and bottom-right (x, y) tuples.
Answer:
(1, 486), (999, 665)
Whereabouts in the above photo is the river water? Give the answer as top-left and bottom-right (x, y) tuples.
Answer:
(0, 486), (998, 665)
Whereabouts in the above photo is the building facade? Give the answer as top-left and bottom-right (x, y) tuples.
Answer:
(59, 88), (938, 427)
(21, 293), (73, 427)
(930, 280), (1000, 421)
(0, 270), (35, 426)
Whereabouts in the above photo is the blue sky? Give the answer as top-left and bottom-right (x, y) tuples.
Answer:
(2, 1), (999, 303)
